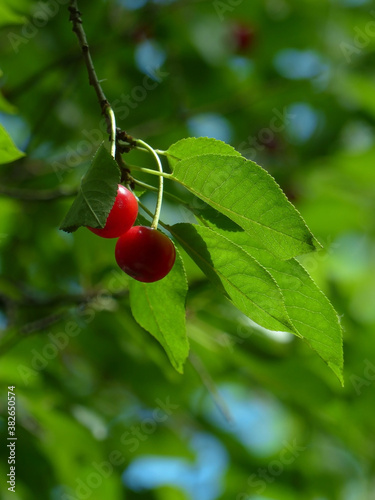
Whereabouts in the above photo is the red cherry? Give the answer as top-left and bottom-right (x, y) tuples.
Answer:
(88, 184), (138, 239)
(115, 226), (176, 283)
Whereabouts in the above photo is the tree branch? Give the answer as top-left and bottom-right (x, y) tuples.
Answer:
(68, 1), (109, 116)
(0, 186), (77, 201)
(0, 289), (130, 357)
(68, 2), (136, 159)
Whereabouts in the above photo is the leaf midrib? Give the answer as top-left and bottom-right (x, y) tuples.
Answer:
(81, 189), (102, 226)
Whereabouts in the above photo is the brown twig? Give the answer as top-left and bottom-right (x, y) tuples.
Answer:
(68, 1), (110, 121)
(68, 1), (136, 158)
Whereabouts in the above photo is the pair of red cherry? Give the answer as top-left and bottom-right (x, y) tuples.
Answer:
(88, 185), (175, 283)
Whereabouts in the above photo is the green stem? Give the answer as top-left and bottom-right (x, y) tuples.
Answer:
(132, 178), (186, 206)
(134, 145), (168, 156)
(131, 144), (148, 153)
(106, 107), (117, 158)
(137, 199), (153, 220)
(138, 200), (170, 232)
(129, 164), (172, 179)
(131, 178), (156, 192)
(135, 139), (165, 229)
(133, 140), (168, 156)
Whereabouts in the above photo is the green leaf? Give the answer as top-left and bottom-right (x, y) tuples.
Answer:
(128, 248), (189, 373)
(59, 144), (120, 233)
(170, 154), (320, 260)
(199, 207), (344, 383)
(266, 257), (343, 384)
(0, 123), (25, 164)
(170, 223), (295, 333)
(165, 136), (241, 168)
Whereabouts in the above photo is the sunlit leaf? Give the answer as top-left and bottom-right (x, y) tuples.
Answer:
(171, 223), (294, 333)
(129, 249), (189, 373)
(198, 207), (344, 383)
(170, 153), (320, 260)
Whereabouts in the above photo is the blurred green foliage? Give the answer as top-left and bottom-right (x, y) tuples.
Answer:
(0, 0), (374, 499)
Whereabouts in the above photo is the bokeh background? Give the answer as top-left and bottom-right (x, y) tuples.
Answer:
(0, 0), (374, 498)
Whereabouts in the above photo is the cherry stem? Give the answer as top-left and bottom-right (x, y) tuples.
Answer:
(137, 200), (170, 232)
(135, 139), (164, 230)
(128, 164), (171, 178)
(132, 178), (191, 207)
(133, 144), (167, 156)
(106, 107), (117, 158)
